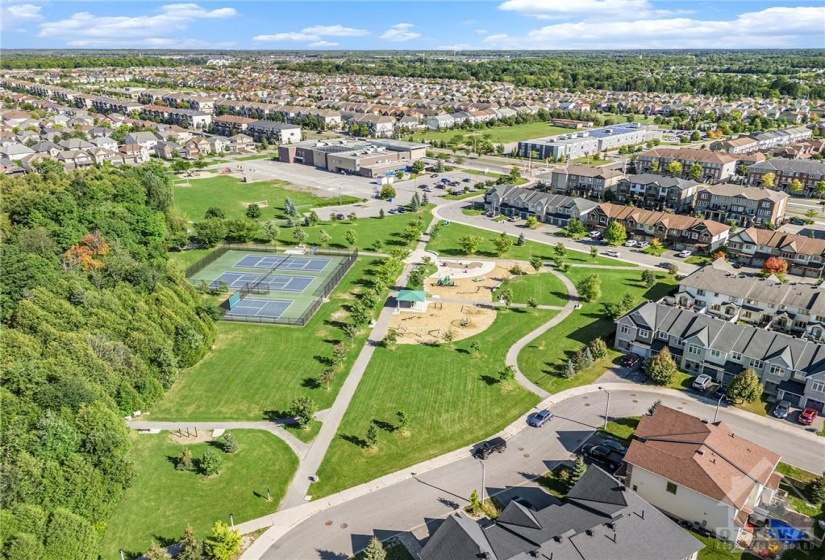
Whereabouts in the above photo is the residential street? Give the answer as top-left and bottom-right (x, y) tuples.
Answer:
(258, 386), (825, 559)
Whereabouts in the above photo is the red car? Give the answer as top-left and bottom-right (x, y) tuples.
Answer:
(798, 407), (818, 425)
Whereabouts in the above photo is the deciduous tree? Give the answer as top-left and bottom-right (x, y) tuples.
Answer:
(727, 368), (763, 404)
(645, 347), (679, 385)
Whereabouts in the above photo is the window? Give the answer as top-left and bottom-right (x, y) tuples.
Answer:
(811, 380), (825, 393)
(620, 325), (630, 335)
(697, 289), (706, 296)
(731, 352), (742, 361)
(673, 337), (684, 346)
(639, 329), (651, 338)
(658, 331), (669, 340)
(688, 344), (702, 356)
(710, 349), (723, 359)
(749, 358), (763, 369)
(632, 485), (638, 492)
(769, 365), (784, 376)
(666, 482), (678, 495)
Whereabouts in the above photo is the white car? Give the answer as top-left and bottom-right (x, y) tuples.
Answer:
(676, 250), (692, 258)
(692, 374), (712, 391)
(637, 241), (650, 249)
(589, 231), (601, 238)
(624, 240), (638, 247)
(605, 249), (622, 258)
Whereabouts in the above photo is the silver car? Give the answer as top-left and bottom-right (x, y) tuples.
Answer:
(773, 400), (791, 419)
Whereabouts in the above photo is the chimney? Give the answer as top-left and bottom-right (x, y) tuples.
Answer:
(585, 529), (594, 536)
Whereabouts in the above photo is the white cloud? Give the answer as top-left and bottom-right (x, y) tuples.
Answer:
(498, 0), (690, 21)
(1, 3), (43, 30)
(301, 25), (368, 37)
(475, 29), (488, 34)
(380, 23), (421, 42)
(253, 32), (319, 42)
(484, 6), (825, 49)
(37, 3), (237, 44)
(67, 37), (236, 49)
(308, 40), (339, 48)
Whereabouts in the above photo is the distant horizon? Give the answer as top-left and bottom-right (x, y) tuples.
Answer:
(2, 1), (824, 50)
(3, 48), (824, 53)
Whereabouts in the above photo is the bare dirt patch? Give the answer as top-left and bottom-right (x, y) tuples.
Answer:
(168, 429), (215, 445)
(426, 260), (537, 303)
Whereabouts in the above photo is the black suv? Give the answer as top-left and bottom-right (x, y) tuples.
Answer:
(473, 437), (507, 459)
(621, 354), (642, 368)
(582, 444), (624, 468)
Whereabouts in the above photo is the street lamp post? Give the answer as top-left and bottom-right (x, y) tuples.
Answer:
(229, 513), (234, 531)
(713, 392), (725, 423)
(478, 459), (486, 508)
(598, 386), (611, 429)
(120, 550), (125, 560)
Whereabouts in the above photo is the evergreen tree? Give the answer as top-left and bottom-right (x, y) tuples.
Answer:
(648, 399), (662, 416)
(589, 338), (608, 360)
(222, 432), (237, 454)
(363, 537), (387, 560)
(176, 526), (204, 560)
(583, 347), (594, 367)
(366, 424), (379, 449)
(203, 521), (241, 560)
(176, 448), (194, 471)
(422, 193), (429, 206)
(517, 232), (526, 246)
(641, 269), (656, 288)
(199, 449), (223, 476)
(727, 368), (763, 404)
(808, 476), (825, 504)
(146, 543), (172, 560)
(564, 360), (577, 378)
(568, 456), (588, 489)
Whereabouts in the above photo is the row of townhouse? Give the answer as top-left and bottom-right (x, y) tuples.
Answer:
(214, 100), (342, 128)
(614, 300), (825, 412)
(590, 202), (730, 252)
(727, 227), (825, 278)
(694, 183), (788, 228)
(141, 105), (212, 129)
(345, 113), (396, 137)
(612, 174), (702, 212)
(483, 185), (599, 228)
(747, 159), (825, 193)
(635, 147), (738, 183)
(138, 91), (217, 113)
(713, 126), (813, 154)
(543, 164), (625, 200)
(423, 106), (522, 130)
(675, 258), (825, 341)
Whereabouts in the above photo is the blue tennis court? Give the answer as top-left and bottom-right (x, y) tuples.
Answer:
(226, 298), (292, 320)
(211, 272), (313, 293)
(234, 254), (331, 272)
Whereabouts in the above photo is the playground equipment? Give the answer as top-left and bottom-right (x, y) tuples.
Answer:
(437, 276), (455, 287)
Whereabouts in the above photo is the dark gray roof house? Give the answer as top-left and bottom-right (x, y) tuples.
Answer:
(419, 466), (703, 560)
(485, 185), (598, 228)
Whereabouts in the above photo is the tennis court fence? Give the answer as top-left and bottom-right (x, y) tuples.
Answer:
(184, 246), (230, 278)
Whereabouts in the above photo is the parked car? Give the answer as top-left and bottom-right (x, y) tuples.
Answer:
(621, 354), (642, 368)
(677, 250), (693, 258)
(589, 231), (601, 238)
(430, 174), (439, 178)
(692, 374), (712, 391)
(599, 439), (627, 456)
(605, 249), (622, 257)
(798, 407), (818, 425)
(582, 444), (623, 468)
(336, 214), (346, 220)
(657, 261), (672, 268)
(731, 263), (742, 269)
(637, 241), (650, 249)
(462, 178), (472, 183)
(714, 385), (728, 401)
(388, 208), (398, 214)
(790, 217), (806, 225)
(473, 436), (507, 459)
(528, 409), (553, 428)
(624, 240), (638, 247)
(418, 184), (429, 189)
(773, 400), (791, 419)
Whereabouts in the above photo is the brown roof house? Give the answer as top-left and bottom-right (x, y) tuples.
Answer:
(623, 405), (781, 547)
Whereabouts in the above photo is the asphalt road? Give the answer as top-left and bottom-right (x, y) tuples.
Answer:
(261, 388), (825, 559)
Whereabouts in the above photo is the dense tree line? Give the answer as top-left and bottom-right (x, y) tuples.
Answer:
(275, 51), (825, 100)
(0, 55), (194, 70)
(0, 161), (216, 559)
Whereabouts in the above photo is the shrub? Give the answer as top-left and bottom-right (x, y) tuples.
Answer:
(199, 449), (223, 476)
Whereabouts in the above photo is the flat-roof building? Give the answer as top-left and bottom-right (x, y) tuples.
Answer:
(518, 123), (658, 162)
(278, 138), (427, 178)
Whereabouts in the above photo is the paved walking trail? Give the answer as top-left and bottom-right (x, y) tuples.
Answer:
(279, 216), (439, 510)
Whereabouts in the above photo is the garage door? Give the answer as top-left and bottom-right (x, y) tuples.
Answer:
(781, 392), (802, 407)
(631, 344), (651, 358)
(805, 399), (824, 413)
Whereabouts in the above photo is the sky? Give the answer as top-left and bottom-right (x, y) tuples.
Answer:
(1, 0), (824, 50)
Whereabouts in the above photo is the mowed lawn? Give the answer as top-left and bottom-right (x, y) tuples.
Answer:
(427, 222), (634, 267)
(518, 267), (677, 393)
(173, 175), (360, 221)
(410, 122), (571, 144)
(494, 272), (568, 307)
(150, 258), (385, 421)
(101, 430), (298, 559)
(310, 308), (553, 498)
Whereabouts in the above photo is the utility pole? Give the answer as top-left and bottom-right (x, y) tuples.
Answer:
(479, 459), (486, 508)
(598, 386), (611, 429)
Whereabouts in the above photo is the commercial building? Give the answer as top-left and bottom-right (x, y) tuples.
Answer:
(517, 123), (657, 161)
(694, 184), (788, 228)
(278, 138), (426, 178)
(615, 300), (825, 411)
(614, 174), (702, 212)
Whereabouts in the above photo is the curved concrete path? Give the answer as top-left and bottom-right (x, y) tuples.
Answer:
(505, 268), (579, 399)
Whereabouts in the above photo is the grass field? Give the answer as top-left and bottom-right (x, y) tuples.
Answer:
(426, 222), (634, 267)
(310, 308), (553, 498)
(519, 267), (677, 393)
(173, 175), (360, 221)
(101, 430), (298, 559)
(236, 153), (277, 161)
(168, 248), (214, 270)
(494, 272), (568, 307)
(150, 258), (385, 421)
(411, 122), (571, 145)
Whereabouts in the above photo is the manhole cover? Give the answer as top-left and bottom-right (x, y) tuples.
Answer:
(633, 400), (638, 403)
(630, 393), (637, 397)
(325, 521), (333, 526)
(582, 396), (588, 400)
(584, 403), (590, 407)
(677, 407), (683, 410)
(518, 447), (524, 451)
(524, 453), (530, 458)
(681, 401), (687, 405)
(340, 523), (348, 529)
